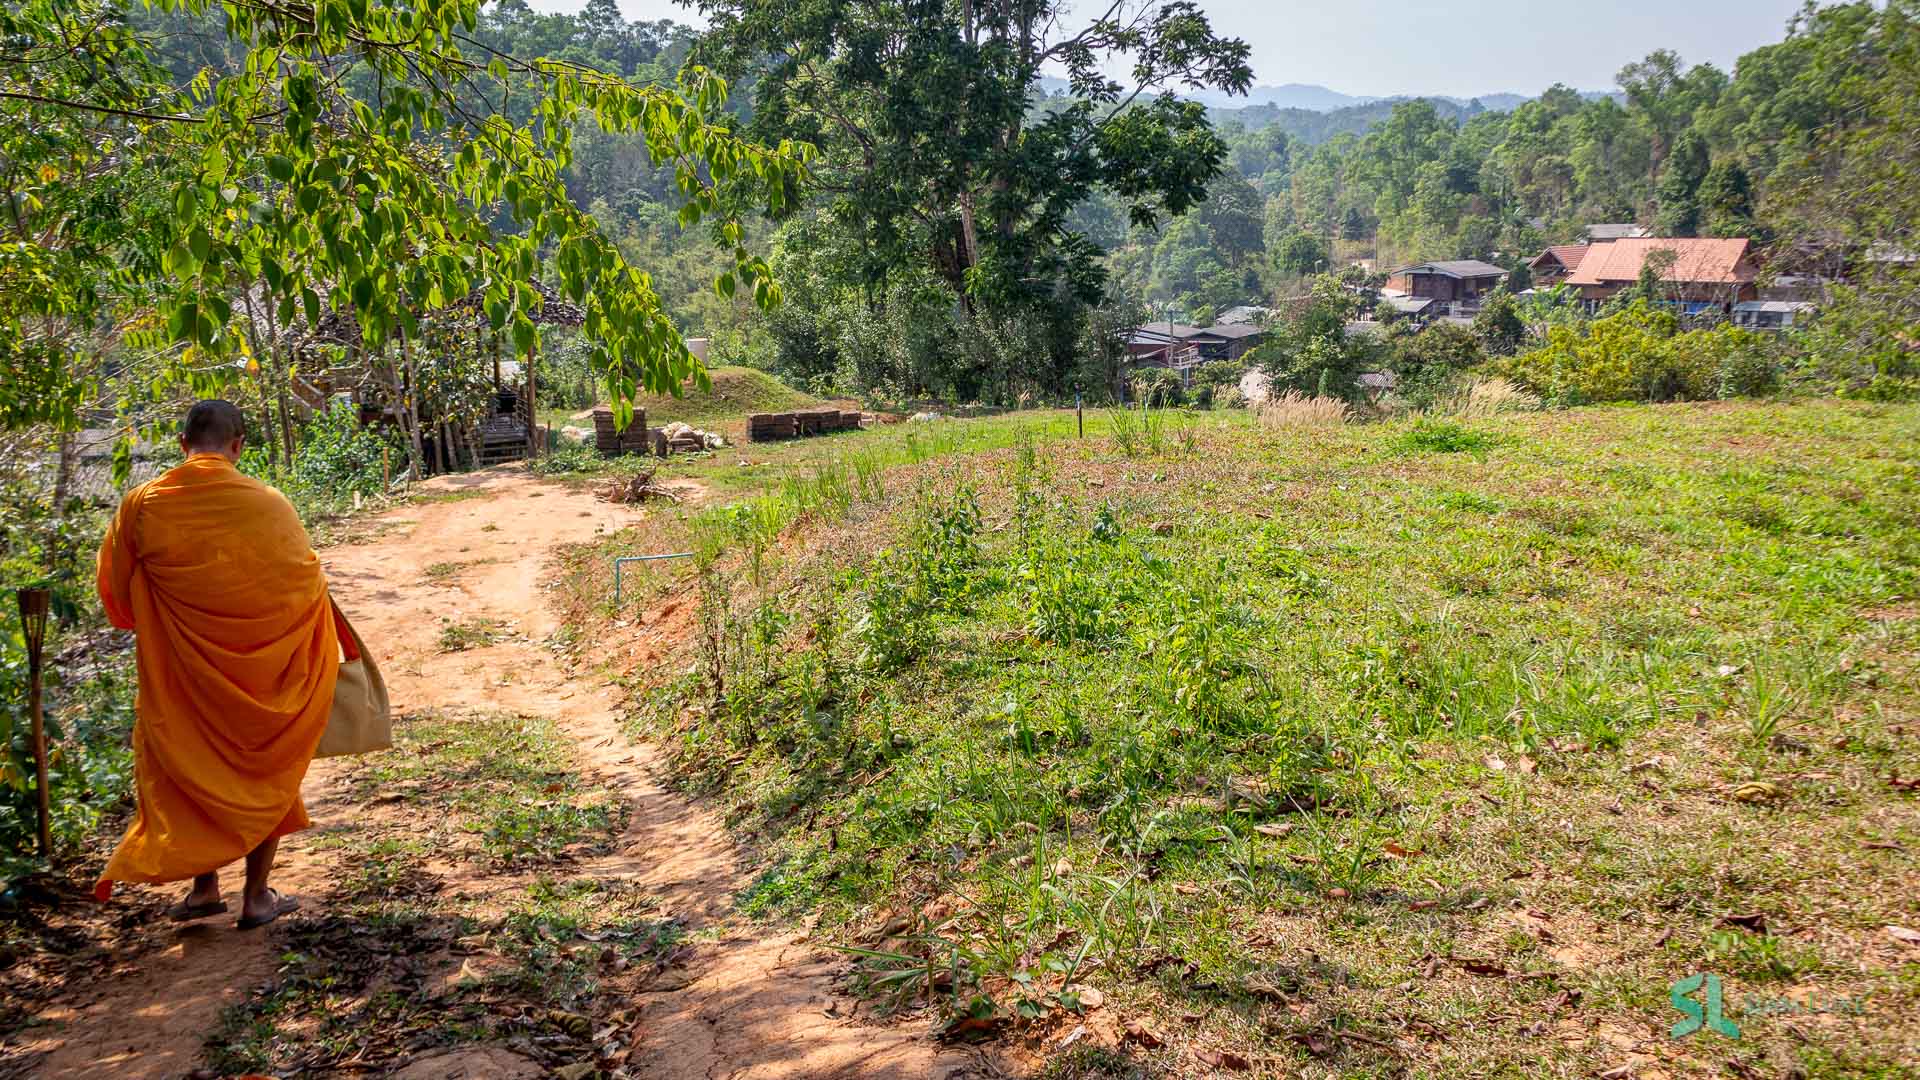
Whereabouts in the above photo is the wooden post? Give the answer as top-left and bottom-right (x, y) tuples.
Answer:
(397, 329), (424, 480)
(16, 588), (52, 858)
(276, 372), (297, 464)
(525, 347), (538, 460)
(1076, 391), (1083, 438)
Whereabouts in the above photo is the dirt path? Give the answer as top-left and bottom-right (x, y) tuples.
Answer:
(19, 468), (983, 1080)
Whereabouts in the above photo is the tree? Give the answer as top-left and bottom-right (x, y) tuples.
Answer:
(693, 0), (1252, 325)
(1471, 291), (1529, 356)
(1653, 130), (1709, 235)
(1201, 175), (1266, 261)
(1698, 161), (1755, 237)
(1618, 50), (1726, 177)
(4, 0), (811, 465)
(1249, 276), (1373, 400)
(1393, 322), (1484, 405)
(1273, 231), (1329, 278)
(1765, 0), (1920, 394)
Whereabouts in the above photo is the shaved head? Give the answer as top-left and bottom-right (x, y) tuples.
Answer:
(182, 399), (247, 453)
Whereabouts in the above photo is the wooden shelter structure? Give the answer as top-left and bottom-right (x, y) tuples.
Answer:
(290, 281), (584, 477)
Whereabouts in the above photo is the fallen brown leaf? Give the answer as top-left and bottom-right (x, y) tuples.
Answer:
(940, 1013), (1003, 1042)
(1886, 925), (1920, 948)
(1383, 842), (1423, 859)
(1455, 958), (1508, 977)
(1122, 1020), (1164, 1049)
(1193, 1047), (1252, 1071)
(1287, 1031), (1334, 1058)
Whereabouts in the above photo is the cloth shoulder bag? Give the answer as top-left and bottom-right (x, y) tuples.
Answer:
(317, 596), (391, 758)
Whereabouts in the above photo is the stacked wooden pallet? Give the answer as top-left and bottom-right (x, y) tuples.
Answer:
(748, 409), (864, 442)
(747, 412), (798, 441)
(592, 408), (649, 454)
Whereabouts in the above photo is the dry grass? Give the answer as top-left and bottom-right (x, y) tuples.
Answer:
(1257, 390), (1351, 428)
(1448, 375), (1543, 418)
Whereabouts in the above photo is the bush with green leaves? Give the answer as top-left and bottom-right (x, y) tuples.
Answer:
(1249, 275), (1383, 402)
(242, 401), (404, 520)
(853, 488), (982, 671)
(1391, 323), (1486, 409)
(531, 440), (601, 476)
(1498, 301), (1777, 405)
(2, 633), (135, 879)
(1130, 366), (1186, 406)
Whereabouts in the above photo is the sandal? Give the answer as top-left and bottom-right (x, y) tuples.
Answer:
(166, 897), (229, 923)
(236, 889), (300, 931)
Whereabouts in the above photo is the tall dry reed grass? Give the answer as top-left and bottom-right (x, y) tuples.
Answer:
(1257, 390), (1351, 428)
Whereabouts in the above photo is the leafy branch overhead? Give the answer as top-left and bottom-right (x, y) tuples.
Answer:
(10, 0), (813, 430)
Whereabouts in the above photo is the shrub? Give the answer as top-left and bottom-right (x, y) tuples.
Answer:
(1499, 300), (1718, 404)
(1213, 384), (1247, 410)
(531, 441), (600, 476)
(1131, 367), (1186, 406)
(1392, 419), (1498, 455)
(1393, 323), (1486, 409)
(241, 401), (404, 522)
(290, 401), (402, 497)
(1667, 324), (1780, 398)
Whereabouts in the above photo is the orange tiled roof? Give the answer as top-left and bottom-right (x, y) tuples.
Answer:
(1564, 238), (1756, 287)
(1531, 244), (1590, 271)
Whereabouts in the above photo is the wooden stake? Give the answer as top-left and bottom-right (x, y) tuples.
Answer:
(17, 588), (52, 858)
(397, 329), (424, 480)
(525, 346), (539, 460)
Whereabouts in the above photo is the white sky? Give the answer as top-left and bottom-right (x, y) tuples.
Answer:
(525, 0), (1812, 98)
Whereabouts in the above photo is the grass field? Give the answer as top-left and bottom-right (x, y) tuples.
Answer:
(558, 398), (1920, 1077)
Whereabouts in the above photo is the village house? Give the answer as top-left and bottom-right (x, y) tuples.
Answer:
(1560, 237), (1760, 312)
(1528, 244), (1590, 287)
(1732, 300), (1815, 330)
(1381, 260), (1510, 314)
(1127, 321), (1268, 384)
(1585, 223), (1650, 242)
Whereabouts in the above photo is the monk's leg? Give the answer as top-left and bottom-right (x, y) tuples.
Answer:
(186, 871), (219, 905)
(167, 870), (222, 918)
(240, 835), (280, 922)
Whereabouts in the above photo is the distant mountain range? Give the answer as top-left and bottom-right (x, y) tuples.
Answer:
(1035, 78), (1615, 116)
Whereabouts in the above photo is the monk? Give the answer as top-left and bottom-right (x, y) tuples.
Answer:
(95, 399), (339, 930)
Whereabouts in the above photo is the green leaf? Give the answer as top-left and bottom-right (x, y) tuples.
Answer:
(512, 312), (536, 356)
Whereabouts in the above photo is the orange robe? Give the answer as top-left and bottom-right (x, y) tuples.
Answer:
(93, 453), (338, 899)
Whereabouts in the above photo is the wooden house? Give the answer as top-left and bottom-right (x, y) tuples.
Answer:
(1127, 321), (1269, 386)
(1528, 244), (1590, 288)
(1562, 238), (1760, 311)
(1383, 261), (1510, 306)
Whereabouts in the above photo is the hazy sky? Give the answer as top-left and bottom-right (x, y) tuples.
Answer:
(528, 0), (1812, 98)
